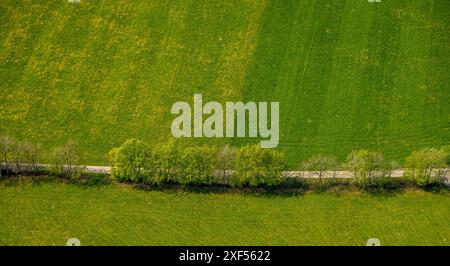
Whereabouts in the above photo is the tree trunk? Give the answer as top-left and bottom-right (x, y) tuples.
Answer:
(3, 153), (9, 174)
(15, 158), (20, 174)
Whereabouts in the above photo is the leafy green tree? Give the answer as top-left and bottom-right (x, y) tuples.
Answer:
(109, 139), (154, 183)
(154, 139), (181, 183)
(141, 149), (162, 185)
(404, 148), (448, 184)
(262, 149), (286, 185)
(345, 150), (384, 187)
(232, 145), (286, 187)
(179, 146), (217, 185)
(441, 145), (450, 165)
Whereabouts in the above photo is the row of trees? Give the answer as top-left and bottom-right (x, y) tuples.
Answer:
(110, 139), (449, 188)
(404, 148), (449, 186)
(109, 139), (286, 187)
(1, 134), (449, 188)
(300, 148), (449, 187)
(49, 140), (83, 179)
(0, 135), (40, 176)
(0, 135), (82, 178)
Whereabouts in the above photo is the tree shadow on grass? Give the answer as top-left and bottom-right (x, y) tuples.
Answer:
(363, 179), (449, 197)
(70, 173), (112, 188)
(0, 175), (56, 189)
(0, 172), (112, 188)
(3, 174), (447, 197)
(417, 183), (450, 194)
(132, 177), (450, 198)
(133, 179), (310, 198)
(361, 179), (410, 198)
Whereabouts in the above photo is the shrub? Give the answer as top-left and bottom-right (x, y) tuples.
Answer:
(344, 150), (385, 188)
(178, 146), (217, 185)
(404, 148), (448, 185)
(232, 145), (286, 187)
(216, 145), (236, 182)
(82, 173), (111, 186)
(154, 139), (181, 183)
(109, 139), (161, 184)
(415, 178), (428, 187)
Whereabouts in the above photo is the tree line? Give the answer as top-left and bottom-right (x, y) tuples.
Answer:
(0, 136), (81, 178)
(1, 135), (449, 188)
(108, 139), (449, 188)
(0, 135), (40, 176)
(108, 139), (285, 187)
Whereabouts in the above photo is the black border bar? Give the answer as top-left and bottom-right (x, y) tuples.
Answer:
(0, 246), (448, 265)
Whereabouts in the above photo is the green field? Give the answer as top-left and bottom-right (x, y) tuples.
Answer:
(0, 180), (448, 245)
(0, 0), (449, 165)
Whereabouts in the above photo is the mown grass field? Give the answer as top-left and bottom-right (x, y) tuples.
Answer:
(0, 180), (449, 246)
(0, 0), (449, 165)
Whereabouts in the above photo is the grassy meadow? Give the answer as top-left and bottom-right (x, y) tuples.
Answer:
(0, 180), (449, 246)
(0, 0), (448, 165)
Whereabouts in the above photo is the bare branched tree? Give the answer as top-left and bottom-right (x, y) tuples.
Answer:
(0, 135), (15, 175)
(22, 142), (40, 174)
(300, 154), (338, 184)
(51, 140), (80, 178)
(12, 140), (23, 173)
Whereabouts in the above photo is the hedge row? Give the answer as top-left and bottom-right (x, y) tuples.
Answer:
(108, 139), (286, 187)
(1, 134), (449, 188)
(109, 139), (449, 188)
